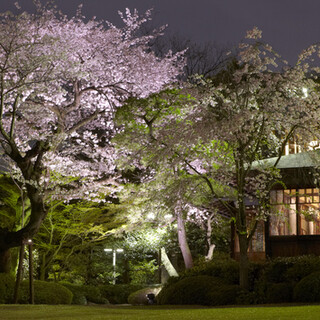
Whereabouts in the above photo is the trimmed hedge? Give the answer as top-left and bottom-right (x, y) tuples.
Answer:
(262, 255), (320, 284)
(180, 258), (239, 285)
(158, 275), (240, 306)
(0, 273), (15, 304)
(266, 282), (293, 303)
(19, 280), (73, 304)
(60, 282), (109, 305)
(99, 284), (144, 304)
(294, 271), (320, 302)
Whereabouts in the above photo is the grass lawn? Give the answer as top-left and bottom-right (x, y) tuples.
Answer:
(0, 304), (320, 320)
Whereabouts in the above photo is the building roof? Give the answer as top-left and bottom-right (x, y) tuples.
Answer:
(255, 151), (320, 169)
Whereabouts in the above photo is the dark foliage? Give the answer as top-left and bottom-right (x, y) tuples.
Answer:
(0, 273), (15, 303)
(266, 282), (293, 303)
(158, 275), (240, 306)
(60, 282), (108, 305)
(99, 284), (144, 304)
(294, 271), (320, 302)
(18, 280), (73, 304)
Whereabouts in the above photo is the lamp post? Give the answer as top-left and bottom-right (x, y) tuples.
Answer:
(104, 248), (123, 285)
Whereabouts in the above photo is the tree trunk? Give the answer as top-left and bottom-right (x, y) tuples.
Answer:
(38, 254), (47, 281)
(176, 211), (193, 269)
(205, 244), (216, 261)
(0, 187), (47, 259)
(13, 244), (25, 303)
(238, 233), (249, 289)
(160, 247), (179, 277)
(205, 213), (215, 261)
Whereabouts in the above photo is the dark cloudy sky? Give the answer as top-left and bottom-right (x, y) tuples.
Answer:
(2, 0), (320, 64)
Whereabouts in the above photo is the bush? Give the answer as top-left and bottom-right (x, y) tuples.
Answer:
(262, 256), (320, 285)
(266, 282), (293, 303)
(294, 271), (320, 302)
(0, 273), (15, 304)
(59, 282), (87, 305)
(284, 256), (320, 283)
(209, 284), (241, 306)
(158, 275), (240, 306)
(99, 284), (144, 304)
(19, 280), (73, 304)
(60, 282), (109, 305)
(263, 257), (295, 283)
(82, 285), (108, 304)
(128, 286), (161, 305)
(235, 290), (260, 305)
(174, 257), (239, 286)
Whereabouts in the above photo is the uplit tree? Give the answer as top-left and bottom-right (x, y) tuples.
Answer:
(114, 89), (232, 270)
(0, 3), (184, 272)
(115, 28), (320, 288)
(179, 28), (320, 288)
(34, 199), (124, 281)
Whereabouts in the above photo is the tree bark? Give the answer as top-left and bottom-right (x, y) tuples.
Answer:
(13, 244), (25, 303)
(205, 213), (215, 261)
(176, 211), (193, 269)
(38, 254), (47, 281)
(205, 244), (216, 261)
(235, 148), (250, 290)
(0, 184), (47, 263)
(238, 233), (249, 289)
(160, 247), (179, 277)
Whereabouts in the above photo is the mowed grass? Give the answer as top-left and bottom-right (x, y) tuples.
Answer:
(1, 304), (320, 320)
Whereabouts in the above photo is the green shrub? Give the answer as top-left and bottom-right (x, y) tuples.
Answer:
(82, 285), (108, 304)
(209, 284), (241, 306)
(235, 290), (259, 305)
(252, 256), (320, 304)
(158, 275), (239, 306)
(0, 273), (15, 304)
(128, 286), (161, 305)
(294, 271), (320, 302)
(263, 257), (295, 283)
(284, 256), (320, 283)
(99, 284), (144, 304)
(174, 257), (239, 285)
(19, 280), (73, 304)
(261, 256), (320, 285)
(59, 282), (87, 305)
(60, 282), (108, 305)
(266, 282), (293, 303)
(248, 262), (265, 292)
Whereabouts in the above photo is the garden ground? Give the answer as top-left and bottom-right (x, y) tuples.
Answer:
(0, 304), (320, 320)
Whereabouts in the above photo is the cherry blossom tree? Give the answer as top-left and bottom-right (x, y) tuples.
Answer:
(115, 27), (320, 288)
(0, 2), (184, 272)
(180, 28), (320, 288)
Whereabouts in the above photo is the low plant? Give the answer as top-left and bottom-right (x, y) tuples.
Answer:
(99, 284), (144, 304)
(158, 275), (239, 306)
(19, 280), (73, 304)
(0, 273), (15, 304)
(294, 271), (320, 302)
(266, 282), (293, 303)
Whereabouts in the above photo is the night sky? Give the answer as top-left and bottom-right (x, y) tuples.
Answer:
(2, 0), (320, 65)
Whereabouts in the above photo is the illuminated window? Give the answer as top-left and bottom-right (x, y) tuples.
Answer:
(270, 189), (320, 236)
(270, 189), (297, 236)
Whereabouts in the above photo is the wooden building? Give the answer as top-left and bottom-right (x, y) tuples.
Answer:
(232, 150), (320, 260)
